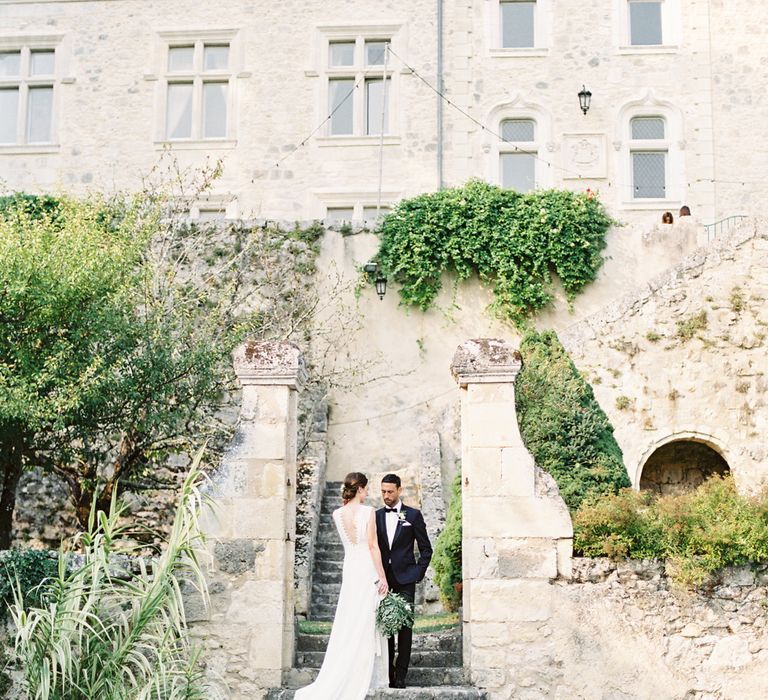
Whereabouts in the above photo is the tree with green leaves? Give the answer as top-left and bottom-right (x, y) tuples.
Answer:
(0, 189), (322, 546)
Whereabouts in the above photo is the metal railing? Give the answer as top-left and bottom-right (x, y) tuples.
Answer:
(703, 215), (748, 242)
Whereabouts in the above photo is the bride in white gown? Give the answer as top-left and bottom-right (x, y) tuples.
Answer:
(295, 472), (390, 700)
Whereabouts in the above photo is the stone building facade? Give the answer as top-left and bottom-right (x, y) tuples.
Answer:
(1, 0), (767, 225)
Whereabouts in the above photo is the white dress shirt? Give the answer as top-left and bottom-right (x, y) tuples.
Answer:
(385, 500), (402, 548)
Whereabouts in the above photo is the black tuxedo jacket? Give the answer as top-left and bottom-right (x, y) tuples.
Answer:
(376, 504), (433, 585)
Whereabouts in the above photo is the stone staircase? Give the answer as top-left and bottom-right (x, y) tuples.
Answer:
(309, 479), (344, 621)
(269, 480), (487, 700)
(266, 629), (486, 699)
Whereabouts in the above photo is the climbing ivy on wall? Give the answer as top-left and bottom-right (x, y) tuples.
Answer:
(375, 180), (614, 326)
(515, 330), (631, 511)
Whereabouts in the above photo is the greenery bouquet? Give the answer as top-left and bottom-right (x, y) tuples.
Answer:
(376, 592), (414, 637)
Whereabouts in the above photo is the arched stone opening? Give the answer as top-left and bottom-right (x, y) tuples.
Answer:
(639, 440), (730, 495)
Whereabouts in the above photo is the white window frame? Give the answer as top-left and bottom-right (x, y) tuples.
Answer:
(615, 0), (680, 54)
(189, 193), (238, 221)
(483, 97), (553, 190)
(0, 33), (66, 155)
(499, 118), (538, 193)
(312, 24), (403, 146)
(312, 190), (400, 222)
(629, 117), (668, 200)
(615, 92), (685, 209)
(148, 29), (242, 149)
(487, 0), (552, 57)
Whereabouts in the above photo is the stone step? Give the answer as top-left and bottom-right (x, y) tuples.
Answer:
(310, 586), (341, 598)
(313, 558), (343, 570)
(311, 571), (342, 584)
(296, 631), (462, 653)
(268, 687), (487, 700)
(296, 648), (462, 669)
(313, 542), (342, 553)
(308, 602), (337, 619)
(280, 667), (469, 690)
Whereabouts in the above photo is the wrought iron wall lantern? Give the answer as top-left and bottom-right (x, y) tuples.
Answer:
(578, 85), (592, 115)
(363, 262), (387, 300)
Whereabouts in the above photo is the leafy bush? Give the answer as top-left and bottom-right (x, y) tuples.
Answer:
(10, 450), (219, 700)
(0, 193), (62, 221)
(0, 549), (59, 611)
(574, 475), (768, 587)
(375, 180), (614, 326)
(431, 474), (462, 611)
(515, 330), (631, 511)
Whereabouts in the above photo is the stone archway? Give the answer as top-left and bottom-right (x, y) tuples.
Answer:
(639, 439), (730, 495)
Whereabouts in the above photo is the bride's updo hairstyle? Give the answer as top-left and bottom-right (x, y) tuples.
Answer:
(341, 472), (368, 504)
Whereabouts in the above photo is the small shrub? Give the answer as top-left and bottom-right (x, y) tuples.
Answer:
(0, 549), (59, 612)
(736, 381), (750, 394)
(645, 331), (662, 342)
(615, 396), (631, 410)
(574, 475), (768, 587)
(676, 311), (707, 342)
(431, 474), (462, 611)
(516, 330), (630, 511)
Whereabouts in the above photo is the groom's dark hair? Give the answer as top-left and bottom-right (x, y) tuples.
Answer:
(381, 473), (401, 488)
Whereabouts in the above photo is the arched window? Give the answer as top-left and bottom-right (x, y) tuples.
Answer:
(500, 118), (537, 192)
(629, 116), (667, 199)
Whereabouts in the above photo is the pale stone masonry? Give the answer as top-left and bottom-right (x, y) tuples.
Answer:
(191, 341), (305, 698)
(561, 218), (768, 491)
(1, 0), (768, 224)
(450, 338), (573, 695)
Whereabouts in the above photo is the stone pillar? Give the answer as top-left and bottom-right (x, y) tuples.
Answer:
(450, 339), (573, 694)
(192, 341), (305, 699)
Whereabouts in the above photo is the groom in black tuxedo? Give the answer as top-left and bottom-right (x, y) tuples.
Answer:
(376, 473), (433, 689)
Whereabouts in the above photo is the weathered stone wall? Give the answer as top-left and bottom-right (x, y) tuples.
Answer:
(2, 0), (767, 225)
(446, 336), (768, 700)
(189, 341), (304, 699)
(472, 559), (768, 699)
(450, 338), (574, 699)
(554, 559), (768, 700)
(561, 218), (768, 492)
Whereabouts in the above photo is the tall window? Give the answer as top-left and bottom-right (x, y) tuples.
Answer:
(500, 1), (536, 48)
(500, 118), (537, 192)
(327, 37), (391, 136)
(0, 46), (55, 145)
(628, 0), (663, 45)
(630, 116), (666, 198)
(164, 41), (230, 140)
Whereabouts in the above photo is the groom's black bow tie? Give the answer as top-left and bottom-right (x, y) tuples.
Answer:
(384, 507), (398, 513)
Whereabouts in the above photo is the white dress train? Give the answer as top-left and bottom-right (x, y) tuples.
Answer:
(295, 504), (388, 700)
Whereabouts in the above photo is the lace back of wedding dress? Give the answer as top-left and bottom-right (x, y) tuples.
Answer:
(295, 504), (387, 699)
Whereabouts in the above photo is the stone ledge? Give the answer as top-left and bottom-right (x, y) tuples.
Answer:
(233, 341), (307, 388)
(450, 339), (522, 387)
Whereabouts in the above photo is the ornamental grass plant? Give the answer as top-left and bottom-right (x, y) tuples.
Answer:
(10, 450), (218, 700)
(574, 474), (768, 587)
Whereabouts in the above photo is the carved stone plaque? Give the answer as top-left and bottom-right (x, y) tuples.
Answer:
(562, 133), (607, 179)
